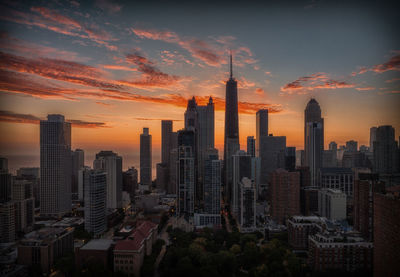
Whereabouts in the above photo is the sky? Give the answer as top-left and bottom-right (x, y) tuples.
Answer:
(0, 0), (399, 172)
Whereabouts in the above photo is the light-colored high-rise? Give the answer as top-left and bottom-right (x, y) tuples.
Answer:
(84, 169), (107, 236)
(93, 151), (122, 210)
(140, 128), (152, 186)
(40, 114), (71, 218)
(318, 188), (346, 220)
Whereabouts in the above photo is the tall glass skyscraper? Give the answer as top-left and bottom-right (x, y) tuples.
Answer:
(140, 127), (152, 186)
(40, 114), (71, 218)
(224, 53), (240, 205)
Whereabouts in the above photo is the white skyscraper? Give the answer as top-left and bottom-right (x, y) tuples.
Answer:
(93, 151), (122, 210)
(40, 114), (71, 218)
(318, 189), (346, 221)
(84, 169), (107, 236)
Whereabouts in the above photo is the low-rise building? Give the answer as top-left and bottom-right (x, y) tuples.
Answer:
(308, 232), (373, 272)
(75, 239), (114, 270)
(318, 189), (346, 221)
(113, 221), (158, 276)
(17, 227), (74, 273)
(287, 216), (326, 250)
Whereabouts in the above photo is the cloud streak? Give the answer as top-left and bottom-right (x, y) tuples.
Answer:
(0, 110), (109, 128)
(0, 5), (117, 51)
(280, 73), (355, 94)
(352, 54), (400, 75)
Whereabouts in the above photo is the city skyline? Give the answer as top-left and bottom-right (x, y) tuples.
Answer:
(0, 0), (399, 171)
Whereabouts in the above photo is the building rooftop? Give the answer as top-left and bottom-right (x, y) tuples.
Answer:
(320, 167), (353, 174)
(114, 221), (157, 252)
(22, 227), (73, 245)
(81, 239), (113, 251)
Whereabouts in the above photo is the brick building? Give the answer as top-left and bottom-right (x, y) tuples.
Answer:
(270, 169), (300, 224)
(373, 191), (400, 277)
(308, 232), (373, 272)
(17, 227), (74, 273)
(353, 173), (384, 240)
(287, 216), (325, 250)
(113, 221), (158, 276)
(75, 239), (114, 270)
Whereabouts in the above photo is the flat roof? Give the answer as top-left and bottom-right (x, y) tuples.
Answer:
(81, 239), (113, 251)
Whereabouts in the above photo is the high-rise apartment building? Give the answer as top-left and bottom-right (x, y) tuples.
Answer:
(84, 169), (107, 236)
(93, 151), (122, 210)
(373, 190), (400, 277)
(40, 114), (71, 218)
(353, 172), (384, 241)
(177, 130), (196, 220)
(270, 169), (301, 224)
(12, 178), (35, 233)
(140, 127), (152, 186)
(203, 149), (221, 215)
(239, 177), (256, 232)
(231, 150), (252, 217)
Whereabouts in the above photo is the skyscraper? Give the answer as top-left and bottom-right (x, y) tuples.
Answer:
(305, 122), (323, 187)
(71, 149), (84, 199)
(177, 129), (196, 220)
(161, 120), (173, 164)
(93, 151), (122, 210)
(140, 127), (152, 186)
(204, 149), (221, 215)
(256, 109), (268, 156)
(196, 97), (215, 197)
(40, 114), (71, 218)
(369, 127), (377, 153)
(346, 140), (358, 152)
(373, 125), (397, 174)
(83, 169), (107, 236)
(304, 99), (324, 187)
(232, 150), (252, 217)
(224, 53), (240, 205)
(270, 169), (300, 224)
(239, 177), (256, 232)
(247, 136), (256, 157)
(259, 135), (286, 184)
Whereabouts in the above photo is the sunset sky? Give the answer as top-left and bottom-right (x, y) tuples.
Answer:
(0, 0), (399, 171)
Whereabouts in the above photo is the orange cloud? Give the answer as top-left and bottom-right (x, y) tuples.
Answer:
(353, 53), (400, 75)
(255, 88), (265, 95)
(281, 73), (355, 94)
(355, 87), (375, 91)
